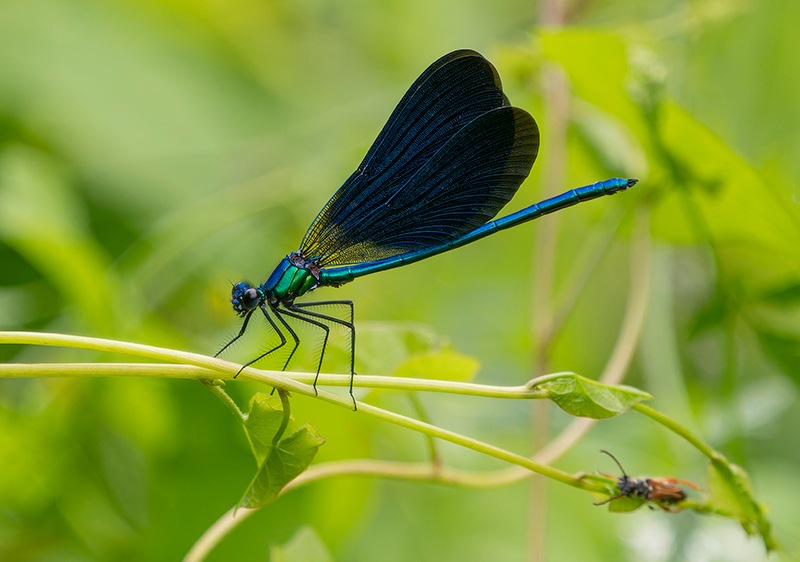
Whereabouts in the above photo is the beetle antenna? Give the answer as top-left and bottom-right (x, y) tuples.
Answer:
(600, 450), (628, 477)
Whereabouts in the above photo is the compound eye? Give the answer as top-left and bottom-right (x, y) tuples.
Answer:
(241, 288), (259, 310)
(231, 282), (261, 315)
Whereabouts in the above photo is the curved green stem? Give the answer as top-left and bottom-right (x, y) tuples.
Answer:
(0, 358), (577, 399)
(273, 389), (292, 446)
(633, 403), (717, 459)
(407, 393), (441, 466)
(185, 456), (598, 562)
(0, 331), (602, 492)
(2, 330), (774, 556)
(201, 379), (246, 422)
(355, 399), (601, 491)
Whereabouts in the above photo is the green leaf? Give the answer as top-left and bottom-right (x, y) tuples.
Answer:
(393, 348), (480, 382)
(240, 424), (325, 509)
(708, 457), (778, 550)
(528, 374), (651, 418)
(238, 392), (325, 509)
(651, 101), (800, 292)
(270, 526), (334, 562)
(244, 393), (298, 465)
(605, 496), (645, 513)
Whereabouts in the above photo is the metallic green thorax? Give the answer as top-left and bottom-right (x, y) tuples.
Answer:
(263, 252), (321, 302)
(229, 253), (327, 317)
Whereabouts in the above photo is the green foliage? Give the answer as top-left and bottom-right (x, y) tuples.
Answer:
(708, 456), (777, 551)
(605, 496), (646, 513)
(241, 393), (325, 508)
(1, 0), (799, 560)
(529, 374), (652, 418)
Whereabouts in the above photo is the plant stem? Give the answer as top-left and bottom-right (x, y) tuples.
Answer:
(0, 332), (606, 491)
(201, 380), (246, 422)
(0, 359), (581, 399)
(353, 400), (602, 491)
(274, 389), (292, 445)
(633, 402), (718, 459)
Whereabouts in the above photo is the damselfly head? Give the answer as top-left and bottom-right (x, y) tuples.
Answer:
(231, 281), (261, 316)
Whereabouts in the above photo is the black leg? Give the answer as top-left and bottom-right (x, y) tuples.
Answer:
(289, 300), (356, 409)
(271, 306), (301, 372)
(234, 304), (288, 378)
(277, 306), (330, 395)
(215, 308), (256, 358)
(292, 300), (355, 375)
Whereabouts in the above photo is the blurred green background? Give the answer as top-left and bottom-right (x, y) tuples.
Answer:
(1, 0), (799, 560)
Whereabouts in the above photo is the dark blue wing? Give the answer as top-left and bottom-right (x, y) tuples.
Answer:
(300, 51), (538, 267)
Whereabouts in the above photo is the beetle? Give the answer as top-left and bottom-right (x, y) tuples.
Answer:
(595, 450), (699, 511)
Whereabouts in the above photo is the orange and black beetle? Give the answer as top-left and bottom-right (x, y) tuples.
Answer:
(595, 450), (699, 510)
